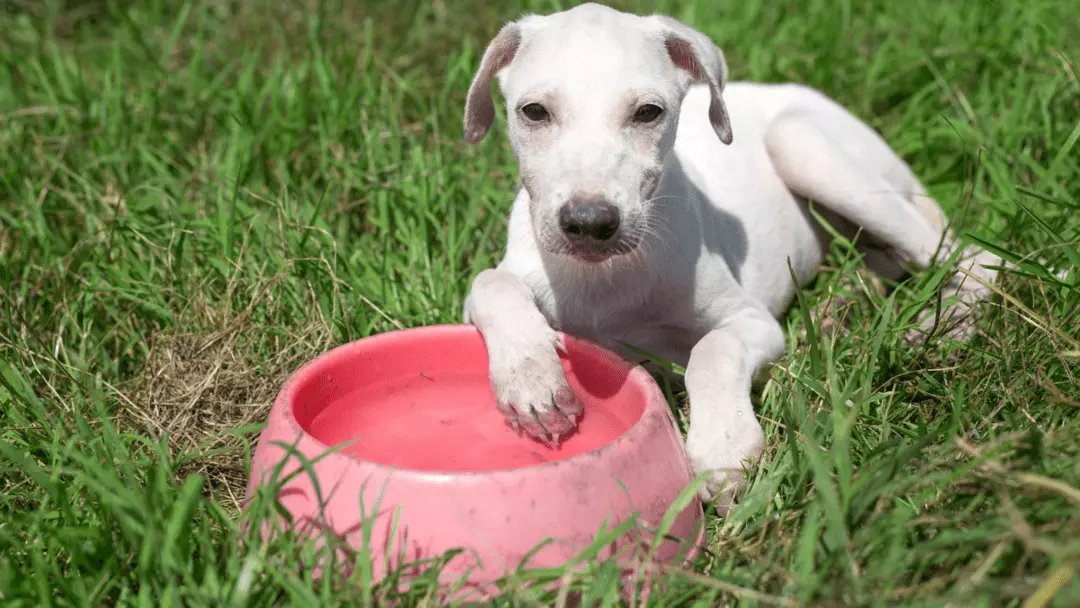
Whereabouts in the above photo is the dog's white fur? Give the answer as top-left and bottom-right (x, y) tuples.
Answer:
(461, 3), (999, 506)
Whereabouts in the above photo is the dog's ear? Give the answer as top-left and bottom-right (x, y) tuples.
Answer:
(464, 22), (521, 143)
(650, 16), (733, 145)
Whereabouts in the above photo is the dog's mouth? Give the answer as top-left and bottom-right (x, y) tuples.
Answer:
(560, 236), (640, 264)
(569, 246), (615, 264)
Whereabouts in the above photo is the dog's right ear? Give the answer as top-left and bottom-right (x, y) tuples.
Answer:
(464, 23), (521, 144)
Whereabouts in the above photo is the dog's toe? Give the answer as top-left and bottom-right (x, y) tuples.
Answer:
(687, 454), (753, 516)
(552, 383), (584, 420)
(516, 387), (583, 445)
(517, 408), (554, 442)
(695, 469), (747, 516)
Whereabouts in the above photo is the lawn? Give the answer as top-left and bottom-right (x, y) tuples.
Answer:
(1, 0), (1078, 605)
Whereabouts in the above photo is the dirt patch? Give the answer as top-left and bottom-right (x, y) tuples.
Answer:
(124, 287), (334, 513)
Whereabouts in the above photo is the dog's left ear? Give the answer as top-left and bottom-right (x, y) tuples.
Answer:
(649, 16), (733, 145)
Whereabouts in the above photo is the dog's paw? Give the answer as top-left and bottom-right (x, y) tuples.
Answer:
(487, 327), (584, 446)
(907, 247), (1002, 346)
(685, 421), (765, 515)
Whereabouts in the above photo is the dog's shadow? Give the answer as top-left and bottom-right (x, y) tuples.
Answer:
(667, 156), (751, 285)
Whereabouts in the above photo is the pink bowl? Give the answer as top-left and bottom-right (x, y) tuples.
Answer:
(245, 324), (703, 588)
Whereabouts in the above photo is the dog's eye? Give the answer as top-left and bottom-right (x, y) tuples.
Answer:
(633, 104), (664, 123)
(520, 103), (550, 122)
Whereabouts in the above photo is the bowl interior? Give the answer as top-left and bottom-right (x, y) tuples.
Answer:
(289, 326), (645, 472)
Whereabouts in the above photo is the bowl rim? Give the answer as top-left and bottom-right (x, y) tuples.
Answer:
(270, 324), (678, 481)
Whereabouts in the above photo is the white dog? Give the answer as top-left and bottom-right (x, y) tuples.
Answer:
(461, 3), (999, 506)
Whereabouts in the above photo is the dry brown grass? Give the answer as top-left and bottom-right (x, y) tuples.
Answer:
(123, 281), (335, 513)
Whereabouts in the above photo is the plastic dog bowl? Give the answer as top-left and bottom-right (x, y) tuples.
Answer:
(244, 324), (703, 587)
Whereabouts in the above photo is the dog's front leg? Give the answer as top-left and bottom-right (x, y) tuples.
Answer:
(464, 269), (584, 445)
(684, 305), (786, 512)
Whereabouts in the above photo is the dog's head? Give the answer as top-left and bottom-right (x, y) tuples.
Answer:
(463, 3), (732, 264)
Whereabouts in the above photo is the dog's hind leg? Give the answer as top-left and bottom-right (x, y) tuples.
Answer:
(764, 112), (1000, 341)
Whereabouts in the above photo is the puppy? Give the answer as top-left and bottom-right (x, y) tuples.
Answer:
(461, 3), (998, 506)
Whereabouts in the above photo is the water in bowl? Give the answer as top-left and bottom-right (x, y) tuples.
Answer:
(305, 371), (632, 472)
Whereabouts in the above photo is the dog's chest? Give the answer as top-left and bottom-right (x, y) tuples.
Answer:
(533, 275), (700, 366)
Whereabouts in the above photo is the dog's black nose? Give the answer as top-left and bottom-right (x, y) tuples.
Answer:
(559, 200), (620, 242)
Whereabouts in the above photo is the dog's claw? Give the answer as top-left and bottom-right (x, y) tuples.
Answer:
(551, 433), (561, 448)
(552, 335), (568, 355)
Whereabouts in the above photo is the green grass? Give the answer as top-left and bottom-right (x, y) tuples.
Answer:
(2, 0), (1079, 605)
